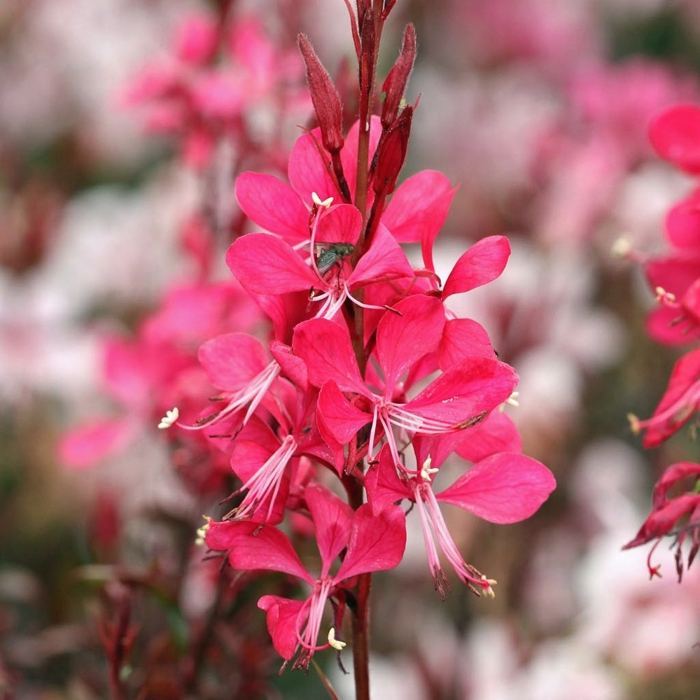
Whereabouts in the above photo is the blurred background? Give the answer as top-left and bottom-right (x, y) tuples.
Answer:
(3, 0), (700, 698)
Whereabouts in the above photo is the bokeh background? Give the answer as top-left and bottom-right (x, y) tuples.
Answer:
(3, 0), (700, 698)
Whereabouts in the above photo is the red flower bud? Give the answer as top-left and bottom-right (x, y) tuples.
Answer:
(373, 106), (413, 195)
(298, 34), (344, 153)
(381, 24), (416, 129)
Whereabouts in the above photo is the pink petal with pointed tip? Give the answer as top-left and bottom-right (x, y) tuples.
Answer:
(439, 318), (496, 368)
(436, 453), (555, 524)
(288, 129), (337, 206)
(336, 504), (406, 580)
(305, 484), (353, 576)
(235, 172), (309, 242)
(348, 223), (414, 288)
(59, 418), (134, 470)
(317, 381), (373, 444)
(406, 358), (517, 425)
(650, 105), (700, 174)
(443, 236), (510, 298)
(376, 295), (444, 394)
(383, 170), (455, 243)
(208, 521), (314, 584)
(258, 595), (306, 661)
(293, 319), (367, 394)
(226, 234), (318, 294)
(198, 333), (268, 391)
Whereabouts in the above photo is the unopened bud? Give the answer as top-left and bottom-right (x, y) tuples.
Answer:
(373, 106), (413, 195)
(298, 35), (344, 153)
(381, 24), (416, 128)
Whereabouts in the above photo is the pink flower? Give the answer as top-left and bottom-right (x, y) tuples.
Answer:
(366, 444), (555, 596)
(206, 483), (406, 668)
(628, 348), (700, 447)
(624, 462), (700, 580)
(293, 295), (518, 466)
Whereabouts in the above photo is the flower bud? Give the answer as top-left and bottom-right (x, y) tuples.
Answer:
(381, 24), (416, 129)
(298, 34), (344, 153)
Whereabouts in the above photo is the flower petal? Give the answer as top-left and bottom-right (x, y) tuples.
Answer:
(198, 333), (268, 391)
(258, 595), (307, 661)
(406, 357), (517, 426)
(336, 504), (406, 580)
(293, 319), (367, 394)
(206, 521), (314, 584)
(436, 453), (555, 524)
(442, 236), (510, 298)
(375, 295), (444, 394)
(649, 104), (700, 174)
(236, 171), (309, 242)
(226, 233), (318, 294)
(305, 484), (353, 577)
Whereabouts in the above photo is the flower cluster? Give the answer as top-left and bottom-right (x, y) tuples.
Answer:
(154, 11), (559, 671)
(58, 0), (556, 681)
(626, 104), (700, 580)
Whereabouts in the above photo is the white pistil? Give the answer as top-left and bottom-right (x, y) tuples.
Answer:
(420, 457), (439, 482)
(505, 391), (519, 407)
(327, 627), (346, 651)
(195, 516), (212, 546)
(311, 191), (334, 208)
(158, 407), (179, 429)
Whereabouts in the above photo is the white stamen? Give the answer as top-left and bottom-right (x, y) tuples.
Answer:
(505, 391), (519, 408)
(158, 407), (179, 429)
(311, 191), (334, 208)
(327, 627), (346, 651)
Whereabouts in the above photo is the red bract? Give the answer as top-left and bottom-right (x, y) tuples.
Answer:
(205, 484), (406, 669)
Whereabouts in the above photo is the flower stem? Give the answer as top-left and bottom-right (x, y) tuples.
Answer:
(352, 572), (372, 700)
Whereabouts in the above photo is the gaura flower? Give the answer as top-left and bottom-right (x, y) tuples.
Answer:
(206, 483), (406, 668)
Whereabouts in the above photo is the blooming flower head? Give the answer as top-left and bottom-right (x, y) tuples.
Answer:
(205, 483), (406, 669)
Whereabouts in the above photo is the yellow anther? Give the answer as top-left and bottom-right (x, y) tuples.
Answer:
(627, 413), (641, 434)
(195, 516), (212, 546)
(654, 286), (676, 303)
